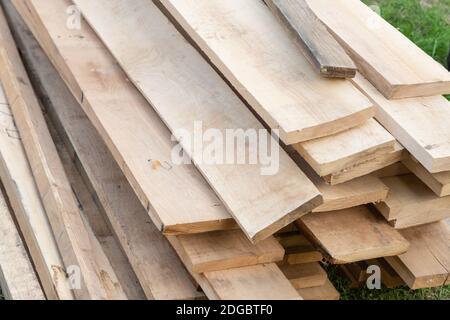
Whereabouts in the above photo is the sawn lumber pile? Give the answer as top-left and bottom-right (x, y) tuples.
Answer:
(0, 0), (449, 300)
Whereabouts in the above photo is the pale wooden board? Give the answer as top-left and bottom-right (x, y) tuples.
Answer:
(176, 230), (285, 273)
(0, 7), (125, 300)
(275, 232), (323, 265)
(297, 279), (340, 300)
(280, 262), (327, 289)
(352, 73), (450, 173)
(294, 119), (395, 176)
(296, 206), (410, 264)
(375, 174), (450, 229)
(403, 154), (450, 197)
(205, 264), (302, 300)
(0, 86), (73, 300)
(0, 187), (45, 300)
(9, 6), (201, 300)
(12, 0), (236, 235)
(307, 0), (450, 99)
(372, 162), (410, 178)
(264, 0), (356, 78)
(158, 0), (374, 144)
(385, 221), (450, 289)
(74, 0), (323, 243)
(324, 141), (405, 185)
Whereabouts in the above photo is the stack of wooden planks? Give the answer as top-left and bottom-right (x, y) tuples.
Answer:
(0, 0), (448, 300)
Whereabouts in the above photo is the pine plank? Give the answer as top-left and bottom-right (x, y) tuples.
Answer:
(0, 187), (45, 300)
(12, 0), (236, 235)
(280, 262), (327, 289)
(307, 0), (450, 99)
(264, 0), (356, 78)
(385, 222), (450, 289)
(297, 279), (340, 300)
(403, 154), (450, 197)
(296, 206), (410, 264)
(73, 0), (323, 243)
(375, 174), (450, 229)
(157, 0), (374, 144)
(352, 73), (450, 173)
(276, 232), (323, 265)
(0, 7), (125, 299)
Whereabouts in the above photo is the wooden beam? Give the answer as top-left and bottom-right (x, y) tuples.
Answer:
(264, 0), (356, 78)
(372, 162), (410, 178)
(307, 0), (450, 99)
(275, 232), (323, 265)
(73, 0), (323, 243)
(297, 279), (340, 300)
(280, 262), (327, 289)
(352, 73), (450, 173)
(157, 0), (374, 144)
(0, 7), (125, 299)
(296, 206), (410, 264)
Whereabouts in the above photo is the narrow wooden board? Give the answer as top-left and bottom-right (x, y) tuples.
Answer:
(280, 262), (327, 289)
(0, 8), (125, 299)
(74, 0), (323, 243)
(157, 0), (374, 144)
(0, 187), (45, 300)
(375, 174), (450, 229)
(12, 0), (237, 235)
(296, 206), (410, 264)
(372, 162), (410, 178)
(403, 154), (450, 197)
(324, 141), (405, 185)
(176, 230), (285, 273)
(297, 279), (340, 300)
(385, 222), (450, 289)
(0, 86), (73, 300)
(8, 5), (201, 300)
(275, 232), (323, 265)
(294, 119), (395, 176)
(352, 73), (450, 173)
(307, 0), (450, 99)
(264, 0), (356, 78)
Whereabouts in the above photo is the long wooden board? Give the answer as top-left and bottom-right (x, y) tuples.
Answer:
(12, 0), (236, 235)
(353, 73), (450, 173)
(375, 174), (450, 229)
(0, 8), (125, 300)
(7, 4), (201, 300)
(264, 0), (356, 78)
(385, 222), (450, 289)
(296, 206), (410, 264)
(276, 232), (323, 265)
(73, 0), (323, 243)
(403, 154), (450, 197)
(157, 0), (374, 144)
(297, 279), (340, 300)
(0, 187), (45, 300)
(307, 0), (450, 99)
(280, 262), (328, 289)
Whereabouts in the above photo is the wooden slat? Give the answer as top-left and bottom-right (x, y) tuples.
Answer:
(296, 206), (410, 264)
(157, 0), (374, 144)
(372, 162), (410, 178)
(307, 0), (450, 99)
(353, 73), (450, 173)
(0, 85), (73, 300)
(0, 7), (125, 299)
(297, 279), (340, 300)
(276, 232), (323, 265)
(73, 0), (323, 243)
(264, 0), (356, 78)
(175, 230), (284, 273)
(403, 154), (450, 197)
(12, 0), (236, 235)
(385, 222), (450, 289)
(280, 262), (327, 289)
(375, 174), (450, 229)
(0, 187), (45, 300)
(294, 119), (395, 176)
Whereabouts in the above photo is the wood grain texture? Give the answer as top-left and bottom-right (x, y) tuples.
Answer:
(353, 73), (450, 173)
(0, 187), (45, 300)
(372, 162), (410, 178)
(280, 262), (327, 289)
(265, 0), (356, 78)
(296, 206), (410, 264)
(385, 221), (450, 289)
(74, 0), (323, 243)
(375, 174), (450, 229)
(13, 0), (237, 235)
(403, 154), (450, 197)
(297, 279), (340, 300)
(307, 0), (450, 99)
(0, 7), (125, 299)
(158, 0), (374, 144)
